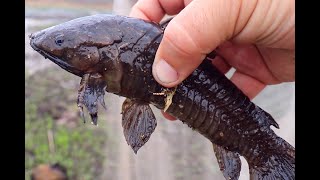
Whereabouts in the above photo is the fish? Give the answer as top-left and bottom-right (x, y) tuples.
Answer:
(29, 14), (295, 180)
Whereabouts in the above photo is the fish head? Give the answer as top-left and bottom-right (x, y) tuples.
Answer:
(29, 14), (124, 76)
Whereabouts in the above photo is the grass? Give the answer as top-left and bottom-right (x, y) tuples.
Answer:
(25, 67), (108, 180)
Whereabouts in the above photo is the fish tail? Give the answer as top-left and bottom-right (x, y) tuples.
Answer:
(249, 140), (295, 180)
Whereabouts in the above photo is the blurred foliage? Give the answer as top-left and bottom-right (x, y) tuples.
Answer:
(25, 0), (113, 13)
(25, 68), (107, 180)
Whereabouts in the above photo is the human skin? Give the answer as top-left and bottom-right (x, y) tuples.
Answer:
(130, 0), (295, 120)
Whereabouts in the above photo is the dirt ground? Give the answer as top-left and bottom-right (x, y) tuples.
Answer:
(25, 2), (295, 179)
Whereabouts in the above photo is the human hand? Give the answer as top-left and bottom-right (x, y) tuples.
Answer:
(130, 0), (295, 120)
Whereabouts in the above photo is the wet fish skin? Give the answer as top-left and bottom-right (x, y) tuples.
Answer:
(29, 14), (295, 180)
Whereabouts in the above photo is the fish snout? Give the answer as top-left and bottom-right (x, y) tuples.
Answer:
(29, 31), (46, 49)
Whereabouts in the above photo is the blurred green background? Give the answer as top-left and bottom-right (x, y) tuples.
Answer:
(25, 1), (295, 180)
(25, 1), (113, 179)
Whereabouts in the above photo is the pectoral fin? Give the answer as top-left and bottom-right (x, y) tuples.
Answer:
(121, 98), (157, 154)
(77, 73), (107, 125)
(212, 143), (241, 180)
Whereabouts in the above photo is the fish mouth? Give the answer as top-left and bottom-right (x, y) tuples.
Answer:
(30, 40), (84, 77)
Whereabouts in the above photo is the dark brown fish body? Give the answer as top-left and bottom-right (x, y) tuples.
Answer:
(30, 14), (295, 180)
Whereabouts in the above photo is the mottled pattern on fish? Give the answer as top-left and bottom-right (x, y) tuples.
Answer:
(30, 14), (295, 180)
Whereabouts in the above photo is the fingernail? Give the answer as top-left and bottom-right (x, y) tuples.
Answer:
(154, 59), (178, 84)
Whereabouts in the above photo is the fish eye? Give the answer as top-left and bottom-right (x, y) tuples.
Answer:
(55, 35), (64, 46)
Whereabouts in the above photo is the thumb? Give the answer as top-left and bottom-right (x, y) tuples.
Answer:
(152, 0), (250, 87)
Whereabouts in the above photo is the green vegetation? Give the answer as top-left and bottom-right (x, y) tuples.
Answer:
(25, 68), (107, 180)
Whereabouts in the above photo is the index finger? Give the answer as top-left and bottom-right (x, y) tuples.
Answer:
(129, 0), (187, 22)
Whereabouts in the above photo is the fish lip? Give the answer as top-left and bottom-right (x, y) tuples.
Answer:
(30, 40), (84, 77)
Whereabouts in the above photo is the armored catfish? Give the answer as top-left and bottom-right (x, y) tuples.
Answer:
(29, 14), (295, 180)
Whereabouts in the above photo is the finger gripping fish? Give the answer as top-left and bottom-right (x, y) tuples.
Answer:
(30, 14), (295, 180)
